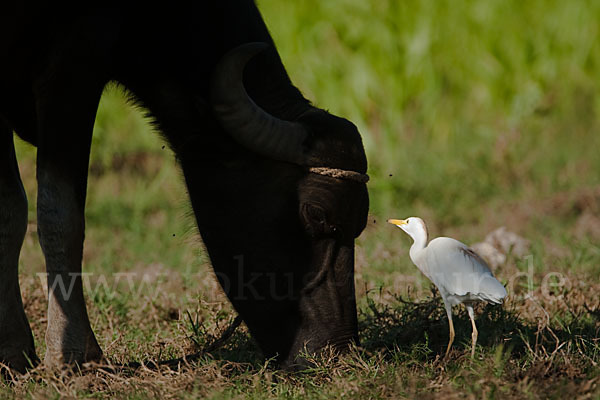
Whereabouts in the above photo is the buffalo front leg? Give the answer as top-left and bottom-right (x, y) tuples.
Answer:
(35, 81), (103, 367)
(0, 122), (38, 373)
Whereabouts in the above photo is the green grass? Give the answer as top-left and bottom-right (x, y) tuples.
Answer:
(5, 0), (600, 398)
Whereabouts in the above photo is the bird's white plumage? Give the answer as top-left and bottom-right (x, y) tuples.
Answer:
(421, 237), (507, 306)
(388, 216), (507, 357)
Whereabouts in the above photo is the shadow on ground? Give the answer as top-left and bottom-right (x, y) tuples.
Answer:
(358, 287), (600, 365)
(113, 288), (599, 378)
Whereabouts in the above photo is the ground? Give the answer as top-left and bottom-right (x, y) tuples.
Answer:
(2, 0), (600, 398)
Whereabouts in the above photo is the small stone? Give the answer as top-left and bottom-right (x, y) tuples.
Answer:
(470, 242), (506, 270)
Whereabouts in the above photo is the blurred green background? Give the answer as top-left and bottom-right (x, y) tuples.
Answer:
(263, 0), (600, 222)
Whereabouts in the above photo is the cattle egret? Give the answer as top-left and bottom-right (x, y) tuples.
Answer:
(388, 217), (507, 358)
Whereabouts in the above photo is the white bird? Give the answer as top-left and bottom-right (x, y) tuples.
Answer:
(387, 217), (507, 358)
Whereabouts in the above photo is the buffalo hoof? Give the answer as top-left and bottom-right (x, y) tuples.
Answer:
(0, 347), (39, 375)
(44, 346), (103, 369)
(44, 333), (103, 369)
(0, 320), (39, 375)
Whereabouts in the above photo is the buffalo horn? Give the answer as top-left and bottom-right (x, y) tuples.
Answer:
(211, 42), (308, 164)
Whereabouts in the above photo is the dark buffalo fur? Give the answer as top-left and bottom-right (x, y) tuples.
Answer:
(0, 1), (369, 370)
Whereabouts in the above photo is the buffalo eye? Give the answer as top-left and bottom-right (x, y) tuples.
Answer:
(301, 203), (337, 238)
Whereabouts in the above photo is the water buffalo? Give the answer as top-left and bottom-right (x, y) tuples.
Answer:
(0, 2), (369, 371)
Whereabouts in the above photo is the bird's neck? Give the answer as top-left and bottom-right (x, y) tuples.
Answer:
(409, 230), (428, 263)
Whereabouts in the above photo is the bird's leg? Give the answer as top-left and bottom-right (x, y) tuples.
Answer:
(444, 302), (454, 359)
(466, 305), (478, 358)
(445, 318), (455, 359)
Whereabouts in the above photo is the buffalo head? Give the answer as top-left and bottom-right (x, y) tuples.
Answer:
(193, 42), (369, 368)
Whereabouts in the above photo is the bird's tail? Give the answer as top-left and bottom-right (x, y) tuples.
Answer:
(479, 275), (508, 304)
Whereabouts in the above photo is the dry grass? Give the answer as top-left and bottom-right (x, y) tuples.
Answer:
(2, 240), (599, 399)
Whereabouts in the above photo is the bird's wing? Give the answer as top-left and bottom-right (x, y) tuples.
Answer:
(424, 237), (507, 303)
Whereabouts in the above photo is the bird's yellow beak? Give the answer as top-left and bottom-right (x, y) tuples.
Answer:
(387, 218), (407, 226)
